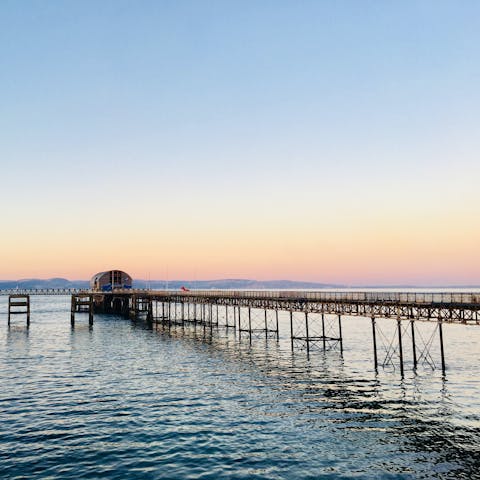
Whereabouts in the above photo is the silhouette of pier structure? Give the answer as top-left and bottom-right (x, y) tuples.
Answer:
(4, 288), (480, 376)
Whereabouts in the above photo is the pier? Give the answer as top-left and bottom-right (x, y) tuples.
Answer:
(4, 287), (480, 377)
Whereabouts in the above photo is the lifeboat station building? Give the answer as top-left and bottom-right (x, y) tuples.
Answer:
(90, 270), (132, 292)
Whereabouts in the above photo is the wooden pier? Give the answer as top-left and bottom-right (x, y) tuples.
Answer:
(7, 294), (30, 326)
(71, 294), (93, 326)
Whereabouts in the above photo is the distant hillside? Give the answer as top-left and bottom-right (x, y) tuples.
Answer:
(1, 278), (479, 290)
(0, 277), (341, 290)
(135, 279), (343, 290)
(0, 278), (90, 290)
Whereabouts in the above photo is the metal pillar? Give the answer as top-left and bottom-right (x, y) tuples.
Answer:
(338, 314), (343, 353)
(371, 317), (378, 372)
(321, 313), (326, 349)
(439, 321), (446, 375)
(305, 312), (310, 354)
(290, 311), (294, 351)
(411, 320), (417, 370)
(248, 307), (252, 343)
(264, 309), (268, 340)
(275, 309), (279, 340)
(397, 319), (404, 377)
(238, 306), (242, 338)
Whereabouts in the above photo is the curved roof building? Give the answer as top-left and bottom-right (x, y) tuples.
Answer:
(90, 270), (132, 291)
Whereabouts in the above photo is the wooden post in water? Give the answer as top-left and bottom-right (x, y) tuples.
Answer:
(89, 295), (93, 326)
(71, 295), (75, 326)
(147, 297), (153, 323)
(70, 294), (93, 326)
(8, 295), (30, 326)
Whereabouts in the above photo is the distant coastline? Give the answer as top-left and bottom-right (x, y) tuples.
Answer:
(0, 278), (479, 290)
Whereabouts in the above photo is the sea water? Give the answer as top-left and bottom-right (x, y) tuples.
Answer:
(0, 295), (479, 479)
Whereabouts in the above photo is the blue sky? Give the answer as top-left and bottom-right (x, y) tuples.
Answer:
(0, 1), (479, 283)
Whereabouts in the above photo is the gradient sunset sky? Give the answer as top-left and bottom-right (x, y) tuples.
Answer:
(1, 1), (479, 285)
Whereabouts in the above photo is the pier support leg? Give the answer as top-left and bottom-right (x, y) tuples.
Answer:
(8, 295), (31, 327)
(225, 305), (229, 328)
(70, 294), (93, 326)
(290, 311), (294, 351)
(371, 317), (378, 372)
(238, 307), (241, 339)
(338, 314), (343, 354)
(321, 313), (326, 349)
(248, 307), (252, 344)
(439, 321), (446, 376)
(71, 296), (75, 327)
(89, 296), (93, 326)
(411, 320), (417, 370)
(397, 319), (404, 377)
(265, 309), (268, 340)
(275, 309), (279, 341)
(147, 298), (153, 323)
(26, 297), (30, 327)
(305, 312), (310, 354)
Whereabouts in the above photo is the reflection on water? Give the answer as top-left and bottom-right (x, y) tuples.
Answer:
(0, 296), (480, 479)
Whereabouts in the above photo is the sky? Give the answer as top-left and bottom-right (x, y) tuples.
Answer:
(0, 0), (479, 285)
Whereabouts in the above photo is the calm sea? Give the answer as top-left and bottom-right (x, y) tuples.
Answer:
(1, 295), (480, 479)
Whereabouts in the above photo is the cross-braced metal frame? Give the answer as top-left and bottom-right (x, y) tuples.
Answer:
(290, 312), (343, 353)
(371, 317), (446, 376)
(238, 306), (279, 342)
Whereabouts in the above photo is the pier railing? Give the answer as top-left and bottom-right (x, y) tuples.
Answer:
(0, 288), (86, 296)
(2, 288), (480, 306)
(147, 290), (480, 306)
